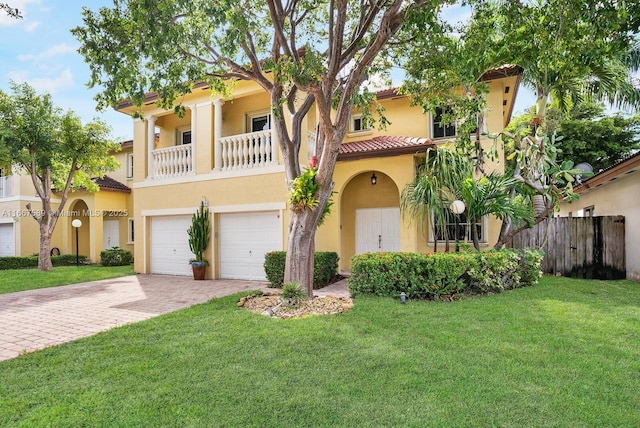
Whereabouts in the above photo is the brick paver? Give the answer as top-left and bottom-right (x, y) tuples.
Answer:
(0, 274), (349, 362)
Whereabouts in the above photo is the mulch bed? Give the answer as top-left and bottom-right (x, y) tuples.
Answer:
(238, 292), (354, 319)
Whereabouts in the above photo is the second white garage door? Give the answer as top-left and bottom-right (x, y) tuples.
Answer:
(219, 211), (282, 280)
(150, 216), (194, 276)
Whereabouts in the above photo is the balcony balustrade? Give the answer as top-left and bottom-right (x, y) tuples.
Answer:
(151, 144), (193, 178)
(218, 130), (276, 171)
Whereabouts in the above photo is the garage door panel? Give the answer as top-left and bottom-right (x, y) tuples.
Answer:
(151, 216), (194, 276)
(219, 211), (281, 280)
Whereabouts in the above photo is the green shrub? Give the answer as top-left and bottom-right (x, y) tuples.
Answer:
(264, 251), (339, 289)
(0, 254), (88, 270)
(52, 254), (88, 266)
(264, 251), (287, 287)
(349, 248), (543, 301)
(519, 248), (545, 286)
(100, 247), (133, 266)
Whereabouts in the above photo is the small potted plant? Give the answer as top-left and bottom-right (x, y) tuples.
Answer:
(188, 201), (210, 280)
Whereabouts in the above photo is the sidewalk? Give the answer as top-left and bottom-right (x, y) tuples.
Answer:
(0, 274), (349, 362)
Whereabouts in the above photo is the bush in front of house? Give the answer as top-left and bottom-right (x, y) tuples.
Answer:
(100, 247), (133, 266)
(0, 254), (88, 270)
(264, 251), (340, 289)
(348, 248), (543, 300)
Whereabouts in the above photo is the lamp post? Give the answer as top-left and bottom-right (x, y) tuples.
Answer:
(71, 219), (82, 267)
(450, 200), (466, 253)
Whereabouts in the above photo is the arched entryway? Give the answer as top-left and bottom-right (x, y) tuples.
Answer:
(339, 170), (400, 272)
(69, 200), (90, 261)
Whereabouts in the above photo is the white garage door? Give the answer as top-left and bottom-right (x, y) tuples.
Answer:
(219, 211), (281, 280)
(0, 223), (15, 256)
(150, 216), (194, 276)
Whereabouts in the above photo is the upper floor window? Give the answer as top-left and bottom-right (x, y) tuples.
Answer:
(432, 107), (456, 139)
(250, 113), (271, 132)
(350, 114), (370, 133)
(125, 153), (134, 179)
(179, 129), (192, 145)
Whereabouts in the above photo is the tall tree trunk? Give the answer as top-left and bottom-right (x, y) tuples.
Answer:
(285, 209), (316, 299)
(38, 222), (53, 271)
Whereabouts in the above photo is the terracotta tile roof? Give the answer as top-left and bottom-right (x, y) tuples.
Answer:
(338, 136), (434, 160)
(92, 176), (131, 193)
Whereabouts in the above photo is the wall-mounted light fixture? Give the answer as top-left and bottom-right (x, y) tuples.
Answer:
(370, 172), (377, 185)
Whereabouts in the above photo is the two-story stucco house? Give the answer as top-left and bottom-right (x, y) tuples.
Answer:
(0, 142), (134, 262)
(116, 66), (522, 279)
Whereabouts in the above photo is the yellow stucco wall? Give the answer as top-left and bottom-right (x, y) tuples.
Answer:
(121, 73), (519, 277)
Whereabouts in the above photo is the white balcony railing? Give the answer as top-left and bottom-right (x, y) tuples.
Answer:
(151, 144), (193, 178)
(0, 175), (12, 198)
(218, 130), (276, 171)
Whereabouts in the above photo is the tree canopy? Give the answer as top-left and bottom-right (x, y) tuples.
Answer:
(73, 0), (450, 296)
(400, 0), (639, 247)
(507, 102), (640, 174)
(0, 82), (120, 270)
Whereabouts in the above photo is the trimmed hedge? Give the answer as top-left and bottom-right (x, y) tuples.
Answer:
(348, 248), (543, 300)
(100, 247), (133, 266)
(264, 251), (340, 289)
(0, 254), (88, 270)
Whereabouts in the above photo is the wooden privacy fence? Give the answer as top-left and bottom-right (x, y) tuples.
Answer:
(507, 216), (626, 280)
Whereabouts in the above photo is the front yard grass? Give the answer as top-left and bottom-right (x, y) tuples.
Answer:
(0, 276), (639, 426)
(0, 265), (135, 294)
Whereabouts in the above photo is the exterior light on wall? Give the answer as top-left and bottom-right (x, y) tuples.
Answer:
(71, 219), (82, 267)
(370, 172), (377, 185)
(450, 200), (466, 253)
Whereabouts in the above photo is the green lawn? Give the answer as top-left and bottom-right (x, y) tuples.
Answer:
(0, 265), (135, 294)
(1, 276), (639, 427)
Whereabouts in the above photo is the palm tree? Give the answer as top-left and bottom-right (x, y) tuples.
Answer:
(402, 146), (532, 251)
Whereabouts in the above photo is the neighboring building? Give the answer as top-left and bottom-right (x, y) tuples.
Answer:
(558, 152), (640, 281)
(0, 142), (134, 262)
(116, 67), (522, 279)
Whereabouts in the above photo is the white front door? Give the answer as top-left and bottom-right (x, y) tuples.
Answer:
(219, 211), (281, 280)
(356, 207), (400, 254)
(0, 223), (15, 256)
(103, 220), (120, 249)
(150, 216), (194, 276)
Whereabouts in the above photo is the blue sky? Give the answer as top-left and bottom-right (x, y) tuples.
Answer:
(0, 1), (536, 143)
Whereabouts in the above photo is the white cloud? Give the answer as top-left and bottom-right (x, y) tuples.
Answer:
(8, 68), (74, 94)
(17, 42), (78, 61)
(24, 20), (39, 32)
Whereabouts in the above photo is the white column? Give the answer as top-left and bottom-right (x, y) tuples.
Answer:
(213, 98), (224, 170)
(187, 104), (197, 174)
(147, 116), (156, 179)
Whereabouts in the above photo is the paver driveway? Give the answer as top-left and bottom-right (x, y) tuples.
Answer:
(0, 274), (350, 362)
(0, 274), (276, 361)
